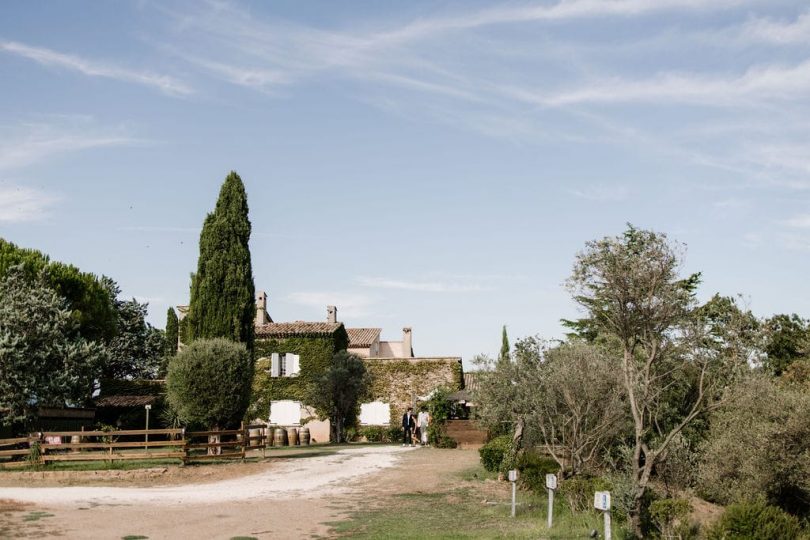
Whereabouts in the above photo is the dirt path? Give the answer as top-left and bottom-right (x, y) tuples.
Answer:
(0, 446), (479, 539)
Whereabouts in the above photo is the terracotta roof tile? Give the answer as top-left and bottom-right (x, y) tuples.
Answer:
(347, 328), (382, 348)
(95, 395), (158, 407)
(255, 322), (343, 338)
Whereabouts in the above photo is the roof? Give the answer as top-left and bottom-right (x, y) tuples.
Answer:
(96, 395), (159, 408)
(464, 372), (479, 392)
(347, 328), (382, 348)
(255, 322), (343, 338)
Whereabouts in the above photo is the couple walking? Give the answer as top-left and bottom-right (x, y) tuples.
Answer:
(401, 406), (430, 447)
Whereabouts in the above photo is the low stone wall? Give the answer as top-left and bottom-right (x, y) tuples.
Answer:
(363, 357), (463, 424)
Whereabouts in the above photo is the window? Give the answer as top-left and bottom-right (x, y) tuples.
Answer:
(270, 353), (300, 378)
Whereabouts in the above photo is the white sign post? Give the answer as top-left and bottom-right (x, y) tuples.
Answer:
(545, 473), (557, 528)
(594, 491), (612, 540)
(508, 469), (518, 517)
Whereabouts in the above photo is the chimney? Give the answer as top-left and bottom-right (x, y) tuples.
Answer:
(256, 291), (270, 325)
(327, 305), (337, 323)
(403, 327), (413, 357)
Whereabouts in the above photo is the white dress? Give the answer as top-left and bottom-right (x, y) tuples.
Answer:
(417, 411), (430, 444)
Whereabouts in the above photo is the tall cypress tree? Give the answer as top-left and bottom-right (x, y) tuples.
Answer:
(498, 325), (510, 365)
(165, 307), (179, 356)
(187, 171), (256, 353)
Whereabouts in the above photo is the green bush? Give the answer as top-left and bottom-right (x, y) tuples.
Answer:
(516, 452), (559, 493)
(387, 426), (403, 442)
(479, 435), (512, 472)
(559, 476), (612, 513)
(650, 498), (696, 540)
(359, 426), (389, 442)
(705, 500), (802, 540)
(166, 338), (252, 429)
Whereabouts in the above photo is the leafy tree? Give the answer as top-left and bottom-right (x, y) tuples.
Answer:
(0, 266), (107, 426)
(186, 172), (256, 353)
(475, 338), (626, 477)
(101, 278), (164, 380)
(307, 351), (371, 443)
(164, 307), (179, 357)
(762, 313), (809, 375)
(567, 225), (749, 538)
(0, 238), (116, 341)
(165, 338), (253, 430)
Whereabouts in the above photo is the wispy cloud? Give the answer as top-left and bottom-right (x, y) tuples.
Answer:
(287, 292), (377, 318)
(0, 119), (139, 172)
(570, 184), (629, 202)
(0, 185), (58, 222)
(357, 276), (487, 293)
(0, 40), (193, 96)
(780, 214), (810, 229)
(741, 10), (810, 44)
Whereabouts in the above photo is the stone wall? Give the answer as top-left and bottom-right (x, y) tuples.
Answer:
(363, 357), (463, 425)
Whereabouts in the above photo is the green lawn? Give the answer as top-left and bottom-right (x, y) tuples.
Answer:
(329, 464), (629, 539)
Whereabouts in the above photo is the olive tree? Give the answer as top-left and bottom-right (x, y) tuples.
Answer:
(165, 338), (253, 431)
(307, 351), (371, 443)
(567, 226), (751, 538)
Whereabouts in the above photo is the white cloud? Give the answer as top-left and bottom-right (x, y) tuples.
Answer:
(780, 214), (810, 229)
(741, 10), (810, 44)
(287, 291), (377, 318)
(0, 120), (138, 172)
(0, 40), (193, 96)
(570, 184), (629, 202)
(357, 276), (486, 293)
(0, 185), (58, 222)
(509, 59), (810, 107)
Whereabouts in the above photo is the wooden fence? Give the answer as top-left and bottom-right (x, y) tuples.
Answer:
(0, 423), (273, 467)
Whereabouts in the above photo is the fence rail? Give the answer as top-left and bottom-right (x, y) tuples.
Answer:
(0, 423), (295, 467)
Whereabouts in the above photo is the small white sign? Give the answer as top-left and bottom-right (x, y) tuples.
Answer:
(508, 469), (518, 482)
(594, 491), (611, 511)
(545, 473), (557, 490)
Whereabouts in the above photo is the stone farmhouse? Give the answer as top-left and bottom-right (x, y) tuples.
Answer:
(180, 291), (463, 442)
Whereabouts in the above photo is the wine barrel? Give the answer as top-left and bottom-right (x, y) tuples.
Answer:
(287, 427), (299, 446)
(299, 426), (310, 446)
(273, 427), (287, 447)
(249, 428), (261, 447)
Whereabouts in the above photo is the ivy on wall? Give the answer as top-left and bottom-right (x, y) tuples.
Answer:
(364, 358), (463, 425)
(249, 329), (348, 419)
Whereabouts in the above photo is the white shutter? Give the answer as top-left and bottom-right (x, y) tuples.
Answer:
(289, 354), (300, 377)
(271, 353), (280, 377)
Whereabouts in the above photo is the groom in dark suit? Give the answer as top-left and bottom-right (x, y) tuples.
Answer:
(402, 407), (416, 446)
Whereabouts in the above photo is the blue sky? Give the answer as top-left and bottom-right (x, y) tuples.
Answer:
(2, 0), (809, 366)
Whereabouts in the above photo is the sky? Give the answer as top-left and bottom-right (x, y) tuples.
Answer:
(1, 0), (810, 367)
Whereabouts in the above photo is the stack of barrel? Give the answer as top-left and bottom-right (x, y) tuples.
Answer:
(272, 426), (310, 447)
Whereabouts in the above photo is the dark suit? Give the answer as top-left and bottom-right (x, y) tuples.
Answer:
(402, 412), (416, 445)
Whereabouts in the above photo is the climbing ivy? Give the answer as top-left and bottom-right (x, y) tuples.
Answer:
(249, 329), (348, 419)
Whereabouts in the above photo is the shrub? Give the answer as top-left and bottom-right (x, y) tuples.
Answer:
(559, 476), (612, 513)
(165, 338), (253, 429)
(705, 500), (802, 540)
(649, 498), (696, 540)
(516, 451), (559, 493)
(479, 435), (511, 472)
(359, 426), (388, 442)
(698, 376), (810, 516)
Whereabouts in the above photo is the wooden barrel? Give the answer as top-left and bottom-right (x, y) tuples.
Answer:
(299, 426), (310, 446)
(249, 428), (261, 447)
(273, 427), (287, 447)
(287, 427), (298, 446)
(70, 435), (81, 453)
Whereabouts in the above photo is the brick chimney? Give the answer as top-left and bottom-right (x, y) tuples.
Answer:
(403, 327), (413, 357)
(327, 305), (337, 323)
(256, 291), (270, 325)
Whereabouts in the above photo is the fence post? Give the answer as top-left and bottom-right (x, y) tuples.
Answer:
(241, 421), (246, 460)
(181, 427), (187, 466)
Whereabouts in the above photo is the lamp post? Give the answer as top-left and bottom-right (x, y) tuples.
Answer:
(145, 404), (152, 451)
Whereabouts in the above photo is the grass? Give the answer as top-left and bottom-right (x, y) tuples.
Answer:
(329, 464), (629, 539)
(22, 511), (54, 522)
